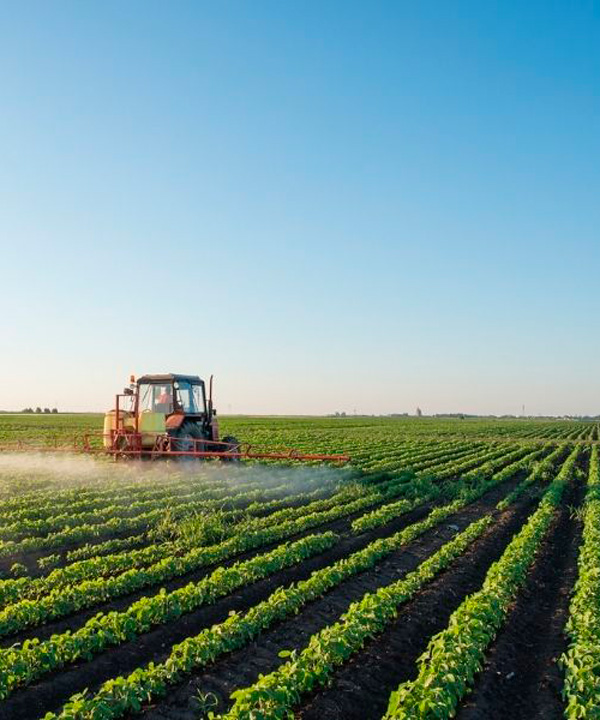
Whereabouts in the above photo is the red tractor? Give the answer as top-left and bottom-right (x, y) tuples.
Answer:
(103, 374), (240, 459)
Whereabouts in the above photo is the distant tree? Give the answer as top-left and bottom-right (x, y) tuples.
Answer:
(340, 411), (347, 417)
(43, 408), (51, 414)
(21, 408), (33, 414)
(35, 407), (42, 414)
(416, 407), (423, 417)
(51, 408), (58, 414)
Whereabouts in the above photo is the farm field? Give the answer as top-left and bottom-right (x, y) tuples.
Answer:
(0, 414), (598, 719)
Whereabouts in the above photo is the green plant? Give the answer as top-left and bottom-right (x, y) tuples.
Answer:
(37, 554), (61, 571)
(9, 563), (27, 578)
(190, 689), (219, 716)
(176, 510), (237, 549)
(560, 445), (600, 717)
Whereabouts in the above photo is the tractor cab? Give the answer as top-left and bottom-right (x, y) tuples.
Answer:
(135, 374), (218, 445)
(103, 372), (222, 454)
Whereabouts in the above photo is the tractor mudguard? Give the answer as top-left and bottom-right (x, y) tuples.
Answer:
(165, 413), (186, 430)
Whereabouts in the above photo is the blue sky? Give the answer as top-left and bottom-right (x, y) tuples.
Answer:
(1, 1), (599, 415)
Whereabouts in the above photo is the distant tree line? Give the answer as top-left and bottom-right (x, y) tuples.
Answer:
(21, 408), (58, 414)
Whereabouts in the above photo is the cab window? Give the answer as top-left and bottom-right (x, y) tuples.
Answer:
(175, 380), (204, 413)
(139, 384), (174, 414)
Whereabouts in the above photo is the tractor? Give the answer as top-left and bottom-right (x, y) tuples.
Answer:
(103, 373), (241, 459)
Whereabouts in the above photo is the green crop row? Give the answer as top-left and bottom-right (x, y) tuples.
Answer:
(0, 482), (343, 607)
(37, 452), (550, 719)
(0, 472), (408, 611)
(64, 533), (149, 562)
(351, 445), (550, 534)
(560, 444), (600, 718)
(0, 471), (340, 553)
(359, 442), (480, 474)
(458, 445), (540, 482)
(12, 479), (464, 703)
(0, 441), (476, 561)
(213, 447), (561, 718)
(0, 461), (351, 543)
(418, 444), (526, 482)
(0, 474), (231, 529)
(495, 443), (568, 511)
(0, 479), (328, 542)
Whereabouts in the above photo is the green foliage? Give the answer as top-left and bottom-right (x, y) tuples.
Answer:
(0, 473), (421, 634)
(9, 563), (27, 578)
(37, 554), (61, 571)
(37, 444), (551, 720)
(190, 689), (219, 716)
(220, 516), (494, 720)
(151, 508), (237, 549)
(560, 445), (600, 718)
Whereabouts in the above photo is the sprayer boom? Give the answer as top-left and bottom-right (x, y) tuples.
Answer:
(0, 436), (350, 463)
(0, 373), (351, 464)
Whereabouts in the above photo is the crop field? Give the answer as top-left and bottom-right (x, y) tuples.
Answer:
(0, 414), (598, 719)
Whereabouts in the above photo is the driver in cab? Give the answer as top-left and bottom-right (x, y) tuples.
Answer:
(155, 386), (174, 414)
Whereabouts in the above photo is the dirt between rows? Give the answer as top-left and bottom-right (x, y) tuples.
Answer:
(0, 475), (524, 720)
(456, 465), (585, 720)
(0, 525), (150, 577)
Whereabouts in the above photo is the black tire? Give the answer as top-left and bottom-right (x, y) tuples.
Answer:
(114, 433), (132, 461)
(173, 422), (204, 457)
(220, 435), (241, 462)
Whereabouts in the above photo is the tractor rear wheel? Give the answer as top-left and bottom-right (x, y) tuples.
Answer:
(220, 435), (241, 462)
(173, 422), (204, 457)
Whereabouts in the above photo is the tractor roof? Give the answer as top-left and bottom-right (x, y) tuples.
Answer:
(137, 373), (204, 385)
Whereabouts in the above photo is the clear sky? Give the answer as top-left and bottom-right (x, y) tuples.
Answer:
(1, 1), (599, 415)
